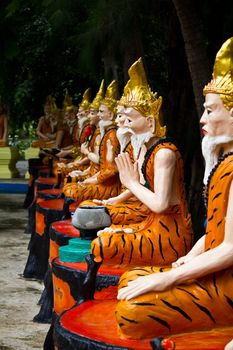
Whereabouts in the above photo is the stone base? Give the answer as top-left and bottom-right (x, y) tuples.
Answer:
(24, 147), (40, 179)
(0, 147), (20, 178)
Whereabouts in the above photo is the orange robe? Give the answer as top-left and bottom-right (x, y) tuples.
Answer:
(31, 117), (55, 148)
(116, 153), (233, 339)
(91, 140), (193, 267)
(0, 115), (7, 146)
(63, 126), (121, 204)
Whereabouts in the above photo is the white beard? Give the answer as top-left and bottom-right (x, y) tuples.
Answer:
(131, 131), (155, 159)
(202, 135), (233, 185)
(116, 127), (133, 152)
(99, 120), (113, 139)
(50, 120), (57, 133)
(78, 116), (89, 135)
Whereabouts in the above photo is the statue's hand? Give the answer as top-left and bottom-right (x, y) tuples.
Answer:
(81, 142), (89, 155)
(117, 271), (175, 300)
(57, 162), (64, 167)
(93, 196), (121, 206)
(224, 339), (233, 350)
(115, 153), (139, 188)
(57, 150), (69, 158)
(97, 227), (133, 236)
(172, 255), (193, 268)
(69, 170), (83, 177)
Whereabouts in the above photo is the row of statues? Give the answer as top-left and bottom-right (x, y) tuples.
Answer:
(29, 37), (233, 349)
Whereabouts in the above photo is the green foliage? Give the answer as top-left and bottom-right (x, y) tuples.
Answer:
(8, 120), (37, 157)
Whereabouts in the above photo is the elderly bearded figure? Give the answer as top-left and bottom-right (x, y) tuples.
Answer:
(90, 58), (193, 268)
(115, 38), (233, 345)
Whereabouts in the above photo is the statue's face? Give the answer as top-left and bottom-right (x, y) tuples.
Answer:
(77, 106), (87, 120)
(200, 93), (233, 137)
(88, 108), (99, 125)
(123, 107), (153, 134)
(44, 104), (51, 119)
(98, 104), (113, 121)
(115, 105), (126, 128)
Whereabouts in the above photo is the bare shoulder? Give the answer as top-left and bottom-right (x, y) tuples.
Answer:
(154, 147), (175, 166)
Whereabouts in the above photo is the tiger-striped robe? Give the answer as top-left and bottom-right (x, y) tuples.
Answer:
(58, 125), (100, 179)
(31, 117), (56, 148)
(80, 142), (151, 225)
(91, 140), (193, 267)
(63, 126), (121, 203)
(115, 153), (233, 339)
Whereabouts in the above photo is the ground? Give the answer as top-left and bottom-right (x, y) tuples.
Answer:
(0, 193), (49, 350)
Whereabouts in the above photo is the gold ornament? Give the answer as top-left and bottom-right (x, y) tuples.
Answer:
(102, 80), (119, 112)
(79, 88), (91, 110)
(203, 37), (233, 109)
(120, 57), (166, 137)
(65, 105), (77, 114)
(45, 95), (59, 117)
(63, 90), (73, 108)
(90, 80), (105, 111)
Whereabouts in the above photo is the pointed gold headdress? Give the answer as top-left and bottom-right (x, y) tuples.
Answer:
(63, 90), (73, 109)
(203, 37), (233, 109)
(120, 58), (166, 137)
(101, 80), (119, 112)
(45, 95), (59, 116)
(79, 88), (91, 110)
(90, 80), (105, 111)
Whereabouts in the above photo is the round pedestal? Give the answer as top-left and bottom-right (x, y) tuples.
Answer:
(37, 188), (63, 203)
(52, 258), (124, 316)
(54, 301), (233, 350)
(49, 219), (80, 263)
(0, 146), (20, 178)
(35, 176), (58, 191)
(36, 199), (65, 237)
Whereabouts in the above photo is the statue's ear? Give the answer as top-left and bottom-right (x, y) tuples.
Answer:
(147, 116), (155, 133)
(230, 108), (233, 117)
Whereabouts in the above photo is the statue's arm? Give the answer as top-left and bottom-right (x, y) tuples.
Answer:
(36, 117), (47, 139)
(3, 115), (8, 140)
(88, 134), (101, 163)
(115, 149), (175, 213)
(118, 180), (233, 300)
(172, 234), (206, 267)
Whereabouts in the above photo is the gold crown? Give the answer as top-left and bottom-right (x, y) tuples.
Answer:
(203, 37), (233, 109)
(65, 105), (77, 113)
(63, 90), (73, 108)
(90, 80), (105, 111)
(79, 88), (91, 110)
(45, 95), (59, 116)
(120, 58), (166, 137)
(101, 80), (119, 112)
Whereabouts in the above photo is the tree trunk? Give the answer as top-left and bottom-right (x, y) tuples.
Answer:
(172, 0), (211, 118)
(166, 4), (205, 240)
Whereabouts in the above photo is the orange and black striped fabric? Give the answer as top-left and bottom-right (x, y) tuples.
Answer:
(59, 126), (100, 179)
(115, 154), (233, 339)
(63, 126), (121, 204)
(91, 140), (193, 267)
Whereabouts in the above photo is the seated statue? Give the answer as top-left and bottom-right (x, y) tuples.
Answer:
(90, 58), (193, 267)
(81, 101), (151, 225)
(63, 80), (121, 204)
(57, 86), (101, 177)
(31, 95), (58, 148)
(115, 37), (233, 341)
(0, 103), (8, 147)
(56, 88), (92, 163)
